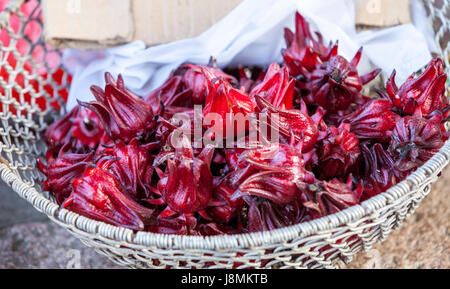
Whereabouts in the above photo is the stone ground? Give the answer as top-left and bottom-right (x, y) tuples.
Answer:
(0, 182), (121, 269)
(348, 166), (450, 269)
(0, 167), (448, 269)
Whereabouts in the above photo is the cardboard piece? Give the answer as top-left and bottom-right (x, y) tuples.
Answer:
(355, 0), (411, 27)
(42, 0), (242, 49)
(43, 0), (413, 50)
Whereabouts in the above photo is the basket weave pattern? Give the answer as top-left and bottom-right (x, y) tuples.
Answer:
(0, 0), (449, 269)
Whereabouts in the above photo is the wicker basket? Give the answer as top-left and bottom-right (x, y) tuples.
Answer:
(0, 0), (449, 269)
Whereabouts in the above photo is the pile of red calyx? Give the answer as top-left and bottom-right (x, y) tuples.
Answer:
(40, 12), (449, 235)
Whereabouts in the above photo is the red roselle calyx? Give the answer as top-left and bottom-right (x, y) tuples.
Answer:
(318, 123), (360, 179)
(386, 58), (448, 117)
(255, 95), (319, 152)
(145, 61), (237, 114)
(41, 11), (449, 236)
(177, 62), (237, 104)
(389, 113), (449, 172)
(283, 13), (380, 114)
(149, 206), (198, 235)
(360, 142), (400, 200)
(246, 197), (295, 232)
(203, 77), (255, 137)
(44, 105), (80, 149)
(97, 139), (158, 200)
(160, 135), (214, 214)
(204, 79), (255, 118)
(301, 51), (381, 113)
(206, 183), (244, 224)
(250, 63), (295, 110)
(38, 151), (94, 205)
(231, 143), (314, 205)
(343, 99), (400, 141)
(72, 107), (109, 149)
(240, 143), (307, 172)
(282, 12), (335, 75)
(80, 73), (156, 143)
(44, 105), (111, 155)
(299, 178), (361, 218)
(63, 159), (156, 231)
(233, 170), (301, 206)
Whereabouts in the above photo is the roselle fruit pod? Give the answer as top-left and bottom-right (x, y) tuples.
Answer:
(149, 208), (197, 235)
(250, 63), (295, 110)
(300, 179), (361, 217)
(386, 58), (448, 116)
(203, 78), (255, 120)
(163, 136), (214, 214)
(196, 222), (242, 236)
(203, 78), (255, 138)
(225, 147), (248, 171)
(145, 75), (185, 113)
(44, 105), (81, 147)
(63, 159), (155, 231)
(318, 180), (361, 215)
(239, 143), (314, 183)
(305, 50), (381, 113)
(282, 12), (335, 76)
(39, 151), (94, 205)
(154, 117), (183, 150)
(232, 170), (301, 206)
(98, 139), (157, 200)
(206, 183), (244, 224)
(221, 136), (262, 170)
(343, 99), (400, 140)
(232, 144), (314, 205)
(80, 73), (155, 143)
(177, 62), (237, 104)
(246, 197), (299, 232)
(255, 95), (318, 152)
(223, 164), (258, 190)
(45, 105), (109, 154)
(389, 113), (449, 172)
(318, 123), (360, 178)
(72, 107), (109, 149)
(361, 142), (400, 200)
(181, 66), (210, 105)
(145, 61), (238, 114)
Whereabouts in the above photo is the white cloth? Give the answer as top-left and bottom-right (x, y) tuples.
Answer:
(64, 0), (433, 110)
